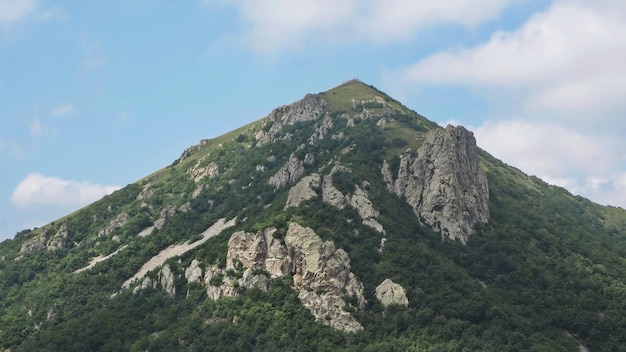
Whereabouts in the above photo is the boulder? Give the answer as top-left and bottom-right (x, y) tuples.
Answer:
(375, 279), (409, 307)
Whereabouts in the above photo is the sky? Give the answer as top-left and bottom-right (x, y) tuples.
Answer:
(1, 0), (625, 241)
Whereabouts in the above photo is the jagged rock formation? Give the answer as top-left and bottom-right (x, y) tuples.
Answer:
(188, 159), (219, 183)
(321, 165), (385, 234)
(185, 259), (203, 284)
(267, 153), (314, 190)
(19, 224), (68, 254)
(155, 206), (177, 230)
(375, 279), (409, 307)
(177, 139), (210, 163)
(158, 264), (176, 298)
(136, 183), (153, 200)
(382, 125), (489, 243)
(285, 174), (321, 208)
(98, 212), (130, 237)
(309, 115), (334, 144)
(205, 223), (366, 332)
(255, 94), (328, 146)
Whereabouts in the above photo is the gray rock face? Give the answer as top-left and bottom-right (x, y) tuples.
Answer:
(159, 264), (176, 298)
(208, 223), (366, 332)
(46, 223), (68, 250)
(309, 114), (334, 144)
(136, 183), (154, 200)
(176, 139), (210, 163)
(375, 279), (409, 307)
(256, 94), (328, 146)
(20, 232), (48, 254)
(154, 206), (176, 230)
(20, 224), (69, 254)
(383, 125), (489, 243)
(188, 160), (219, 183)
(185, 259), (203, 284)
(98, 212), (130, 237)
(267, 153), (313, 190)
(285, 174), (321, 208)
(132, 277), (156, 294)
(321, 166), (385, 233)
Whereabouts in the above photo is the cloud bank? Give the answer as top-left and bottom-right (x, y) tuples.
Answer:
(205, 0), (515, 55)
(11, 173), (120, 208)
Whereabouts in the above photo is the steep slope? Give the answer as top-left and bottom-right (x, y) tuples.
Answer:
(0, 80), (625, 351)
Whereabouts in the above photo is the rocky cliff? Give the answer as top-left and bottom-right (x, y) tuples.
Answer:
(200, 223), (366, 332)
(255, 94), (328, 145)
(382, 125), (489, 243)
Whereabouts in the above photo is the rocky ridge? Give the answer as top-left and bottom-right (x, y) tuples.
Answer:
(255, 94), (328, 146)
(382, 125), (489, 243)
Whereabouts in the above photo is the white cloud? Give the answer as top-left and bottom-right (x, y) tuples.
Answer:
(474, 119), (626, 208)
(11, 173), (120, 208)
(393, 1), (626, 208)
(51, 102), (75, 117)
(399, 1), (626, 121)
(29, 118), (55, 137)
(204, 0), (515, 55)
(0, 0), (39, 27)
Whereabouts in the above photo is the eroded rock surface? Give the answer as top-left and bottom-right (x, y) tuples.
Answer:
(256, 94), (328, 146)
(382, 125), (489, 243)
(285, 174), (321, 208)
(267, 153), (313, 190)
(207, 223), (366, 332)
(159, 264), (176, 298)
(98, 212), (130, 237)
(189, 160), (219, 183)
(375, 279), (409, 307)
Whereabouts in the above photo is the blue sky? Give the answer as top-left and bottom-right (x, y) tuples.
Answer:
(2, 0), (626, 241)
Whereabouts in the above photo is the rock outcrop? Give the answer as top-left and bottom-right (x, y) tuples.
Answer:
(46, 223), (67, 250)
(20, 223), (68, 254)
(207, 223), (366, 332)
(185, 259), (203, 284)
(267, 153), (313, 190)
(256, 94), (328, 146)
(285, 174), (321, 208)
(309, 115), (334, 144)
(159, 264), (176, 298)
(321, 165), (385, 234)
(382, 125), (489, 243)
(155, 206), (177, 230)
(176, 139), (210, 163)
(188, 160), (219, 183)
(375, 279), (409, 307)
(98, 212), (130, 237)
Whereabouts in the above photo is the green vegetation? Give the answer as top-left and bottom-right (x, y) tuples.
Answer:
(0, 81), (625, 351)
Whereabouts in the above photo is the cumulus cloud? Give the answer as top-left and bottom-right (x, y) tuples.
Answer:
(394, 1), (626, 208)
(399, 1), (626, 121)
(204, 0), (515, 54)
(51, 102), (75, 117)
(11, 173), (120, 208)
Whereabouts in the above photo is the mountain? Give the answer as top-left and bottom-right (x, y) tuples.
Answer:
(1, 80), (626, 351)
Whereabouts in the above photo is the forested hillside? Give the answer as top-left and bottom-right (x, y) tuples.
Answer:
(1, 80), (625, 351)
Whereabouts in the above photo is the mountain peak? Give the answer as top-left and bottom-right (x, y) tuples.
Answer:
(2, 81), (625, 351)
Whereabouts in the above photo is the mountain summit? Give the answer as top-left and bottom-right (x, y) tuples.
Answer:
(1, 80), (625, 351)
